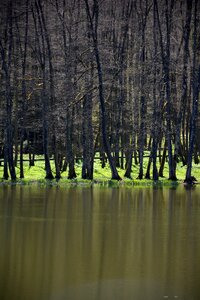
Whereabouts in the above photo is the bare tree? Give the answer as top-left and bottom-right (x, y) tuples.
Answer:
(84, 0), (121, 180)
(0, 0), (16, 180)
(185, 0), (200, 184)
(32, 1), (54, 179)
(155, 0), (177, 180)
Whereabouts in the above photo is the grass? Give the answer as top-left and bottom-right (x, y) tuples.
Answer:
(0, 154), (200, 187)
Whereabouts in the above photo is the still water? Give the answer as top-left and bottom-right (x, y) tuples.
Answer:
(0, 185), (200, 300)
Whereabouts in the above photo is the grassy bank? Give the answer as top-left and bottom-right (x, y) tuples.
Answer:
(1, 155), (200, 187)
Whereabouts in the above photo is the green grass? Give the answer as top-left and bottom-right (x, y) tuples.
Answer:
(0, 154), (200, 187)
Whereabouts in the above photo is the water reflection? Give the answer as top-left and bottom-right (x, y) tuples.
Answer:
(0, 185), (200, 300)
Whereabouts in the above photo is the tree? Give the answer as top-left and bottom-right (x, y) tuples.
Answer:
(155, 0), (177, 180)
(185, 0), (200, 184)
(174, 0), (193, 168)
(0, 0), (16, 180)
(16, 0), (29, 179)
(84, 0), (121, 180)
(32, 1), (54, 179)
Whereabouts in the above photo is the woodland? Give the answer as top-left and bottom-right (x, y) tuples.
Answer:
(0, 0), (200, 183)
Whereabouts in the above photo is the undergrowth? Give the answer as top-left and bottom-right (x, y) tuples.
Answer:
(0, 154), (199, 187)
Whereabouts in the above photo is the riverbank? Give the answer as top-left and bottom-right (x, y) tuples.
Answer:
(0, 156), (199, 187)
(0, 177), (182, 188)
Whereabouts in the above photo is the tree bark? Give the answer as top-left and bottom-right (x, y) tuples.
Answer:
(155, 0), (177, 180)
(174, 0), (192, 171)
(33, 2), (54, 179)
(84, 0), (121, 180)
(0, 0), (16, 180)
(185, 0), (199, 184)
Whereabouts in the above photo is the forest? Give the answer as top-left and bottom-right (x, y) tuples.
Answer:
(0, 0), (200, 183)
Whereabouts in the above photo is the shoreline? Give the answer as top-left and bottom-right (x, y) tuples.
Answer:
(0, 177), (191, 188)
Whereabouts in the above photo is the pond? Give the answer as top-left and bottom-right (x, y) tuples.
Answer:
(0, 185), (200, 300)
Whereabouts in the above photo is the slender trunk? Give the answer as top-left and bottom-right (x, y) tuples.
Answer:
(185, 0), (199, 184)
(155, 0), (177, 180)
(82, 92), (94, 179)
(33, 2), (54, 179)
(53, 136), (61, 179)
(19, 0), (29, 178)
(145, 137), (152, 179)
(41, 75), (54, 179)
(37, 0), (60, 179)
(124, 149), (133, 178)
(159, 141), (167, 177)
(145, 155), (152, 179)
(84, 0), (121, 180)
(82, 39), (94, 180)
(43, 119), (54, 179)
(151, 0), (159, 181)
(94, 39), (120, 179)
(174, 0), (192, 168)
(0, 1), (16, 180)
(59, 0), (77, 180)
(3, 132), (9, 180)
(138, 96), (145, 179)
(137, 11), (147, 179)
(152, 138), (159, 180)
(66, 109), (76, 179)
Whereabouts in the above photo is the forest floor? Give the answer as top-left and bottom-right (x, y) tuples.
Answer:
(0, 154), (200, 187)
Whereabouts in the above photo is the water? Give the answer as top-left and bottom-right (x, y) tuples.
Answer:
(0, 185), (200, 300)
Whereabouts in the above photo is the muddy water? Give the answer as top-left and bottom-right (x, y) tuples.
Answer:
(0, 185), (200, 300)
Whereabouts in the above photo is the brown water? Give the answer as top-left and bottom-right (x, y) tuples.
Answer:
(0, 185), (200, 300)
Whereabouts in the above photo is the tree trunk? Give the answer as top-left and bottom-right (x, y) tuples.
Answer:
(37, 0), (60, 179)
(33, 1), (54, 179)
(159, 141), (167, 177)
(138, 96), (145, 179)
(174, 0), (192, 172)
(155, 0), (177, 180)
(124, 149), (133, 178)
(84, 0), (121, 180)
(82, 37), (94, 180)
(82, 92), (94, 180)
(3, 133), (9, 180)
(66, 109), (76, 179)
(185, 0), (199, 184)
(0, 0), (16, 180)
